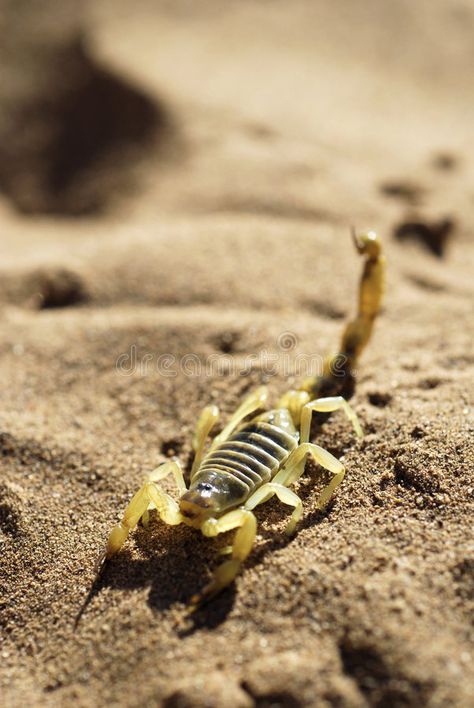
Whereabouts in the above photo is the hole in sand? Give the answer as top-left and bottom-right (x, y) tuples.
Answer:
(160, 438), (183, 458)
(31, 268), (87, 309)
(367, 391), (392, 408)
(432, 152), (458, 171)
(393, 217), (454, 257)
(379, 180), (424, 205)
(212, 331), (242, 354)
(301, 298), (346, 320)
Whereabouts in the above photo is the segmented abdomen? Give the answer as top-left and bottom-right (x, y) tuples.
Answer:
(198, 419), (298, 496)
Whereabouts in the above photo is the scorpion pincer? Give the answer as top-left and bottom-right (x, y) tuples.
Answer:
(102, 230), (385, 606)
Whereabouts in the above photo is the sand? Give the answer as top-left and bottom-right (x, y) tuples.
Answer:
(0, 1), (473, 706)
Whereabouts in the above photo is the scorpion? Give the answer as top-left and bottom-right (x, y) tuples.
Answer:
(101, 230), (384, 607)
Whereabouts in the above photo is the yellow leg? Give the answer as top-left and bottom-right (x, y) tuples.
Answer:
(191, 509), (257, 605)
(142, 459), (187, 527)
(190, 404), (219, 479)
(148, 459), (187, 492)
(273, 442), (345, 510)
(277, 389), (310, 427)
(106, 480), (182, 558)
(300, 396), (362, 443)
(209, 386), (269, 451)
(245, 482), (303, 535)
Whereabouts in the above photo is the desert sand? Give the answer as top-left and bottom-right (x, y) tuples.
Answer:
(0, 1), (473, 706)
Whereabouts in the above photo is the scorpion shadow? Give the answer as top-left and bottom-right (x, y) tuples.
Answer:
(76, 521), (239, 632)
(76, 501), (332, 635)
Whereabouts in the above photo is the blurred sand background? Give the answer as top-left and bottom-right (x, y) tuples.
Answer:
(0, 1), (473, 706)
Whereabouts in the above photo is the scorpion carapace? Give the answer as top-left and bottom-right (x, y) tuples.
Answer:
(102, 230), (385, 606)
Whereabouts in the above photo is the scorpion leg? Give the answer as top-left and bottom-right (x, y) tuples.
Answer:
(273, 442), (345, 510)
(300, 396), (362, 443)
(209, 386), (269, 451)
(148, 459), (187, 491)
(142, 459), (186, 527)
(190, 404), (220, 480)
(277, 389), (310, 427)
(191, 509), (257, 605)
(106, 474), (183, 558)
(245, 483), (303, 535)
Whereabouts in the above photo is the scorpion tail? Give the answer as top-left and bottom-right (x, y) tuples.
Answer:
(339, 228), (385, 369)
(299, 229), (385, 399)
